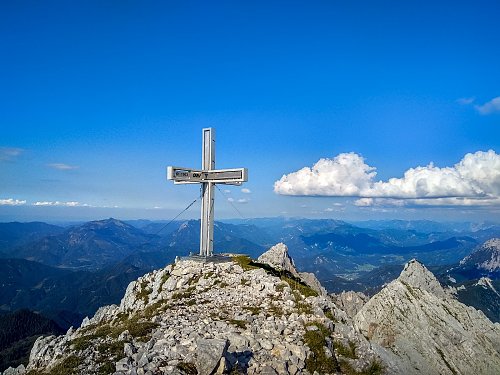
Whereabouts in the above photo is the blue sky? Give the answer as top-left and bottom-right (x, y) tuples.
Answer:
(1, 1), (499, 222)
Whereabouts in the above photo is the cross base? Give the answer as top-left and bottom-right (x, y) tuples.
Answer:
(178, 254), (233, 264)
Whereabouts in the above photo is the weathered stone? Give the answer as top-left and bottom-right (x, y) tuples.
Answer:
(257, 243), (300, 277)
(355, 259), (500, 375)
(194, 338), (228, 375)
(115, 357), (131, 372)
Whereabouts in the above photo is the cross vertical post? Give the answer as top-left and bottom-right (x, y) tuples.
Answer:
(200, 128), (215, 257)
(166, 128), (248, 258)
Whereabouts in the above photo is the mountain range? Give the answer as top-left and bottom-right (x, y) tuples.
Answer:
(1, 217), (500, 372)
(9, 244), (499, 375)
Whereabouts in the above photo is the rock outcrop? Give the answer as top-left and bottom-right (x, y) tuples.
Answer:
(25, 248), (379, 375)
(355, 259), (500, 375)
(257, 243), (300, 277)
(331, 291), (368, 319)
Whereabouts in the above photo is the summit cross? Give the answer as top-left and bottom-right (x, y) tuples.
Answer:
(167, 128), (248, 257)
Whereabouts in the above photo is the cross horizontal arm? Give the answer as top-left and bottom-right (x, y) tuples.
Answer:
(167, 166), (248, 184)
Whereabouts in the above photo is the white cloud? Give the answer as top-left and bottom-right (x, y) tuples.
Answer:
(33, 201), (84, 207)
(274, 150), (500, 206)
(274, 153), (375, 196)
(475, 96), (500, 115)
(354, 198), (374, 207)
(237, 198), (250, 204)
(224, 189), (231, 194)
(0, 147), (24, 161)
(47, 163), (79, 170)
(324, 207), (334, 212)
(227, 197), (235, 202)
(241, 188), (251, 194)
(457, 97), (475, 105)
(0, 198), (26, 206)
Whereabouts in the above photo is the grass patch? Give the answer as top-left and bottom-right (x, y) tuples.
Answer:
(296, 301), (313, 315)
(137, 280), (151, 303)
(188, 274), (202, 285)
(325, 309), (337, 322)
(172, 286), (196, 300)
(97, 340), (124, 357)
(231, 255), (261, 271)
(232, 255), (318, 300)
(303, 322), (339, 374)
(125, 317), (159, 341)
(143, 300), (168, 319)
(240, 277), (250, 286)
(335, 340), (357, 359)
(204, 271), (215, 279)
(268, 303), (284, 317)
(340, 358), (384, 375)
(72, 314), (159, 352)
(98, 362), (115, 375)
(159, 272), (170, 290)
(47, 355), (82, 375)
(227, 319), (247, 329)
(242, 306), (261, 315)
(281, 276), (318, 298)
(276, 283), (287, 292)
(176, 361), (198, 374)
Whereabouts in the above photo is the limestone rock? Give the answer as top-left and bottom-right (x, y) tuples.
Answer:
(331, 291), (368, 318)
(257, 243), (299, 277)
(355, 259), (500, 375)
(298, 272), (327, 296)
(1, 365), (25, 375)
(195, 338), (228, 375)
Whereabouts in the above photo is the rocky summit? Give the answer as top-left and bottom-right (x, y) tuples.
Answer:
(18, 245), (380, 375)
(355, 259), (500, 375)
(2, 245), (500, 375)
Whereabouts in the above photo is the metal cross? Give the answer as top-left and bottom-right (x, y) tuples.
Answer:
(167, 128), (248, 257)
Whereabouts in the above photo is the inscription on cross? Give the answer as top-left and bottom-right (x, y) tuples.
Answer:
(167, 128), (248, 257)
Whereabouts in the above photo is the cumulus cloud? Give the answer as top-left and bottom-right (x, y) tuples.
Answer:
(0, 147), (24, 162)
(241, 188), (251, 194)
(475, 96), (500, 115)
(274, 150), (500, 206)
(47, 163), (79, 170)
(0, 198), (26, 206)
(237, 198), (250, 204)
(33, 201), (85, 207)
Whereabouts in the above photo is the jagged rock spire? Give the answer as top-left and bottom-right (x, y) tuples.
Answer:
(257, 242), (300, 277)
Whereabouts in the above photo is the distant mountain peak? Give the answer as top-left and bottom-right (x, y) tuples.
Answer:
(460, 237), (500, 272)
